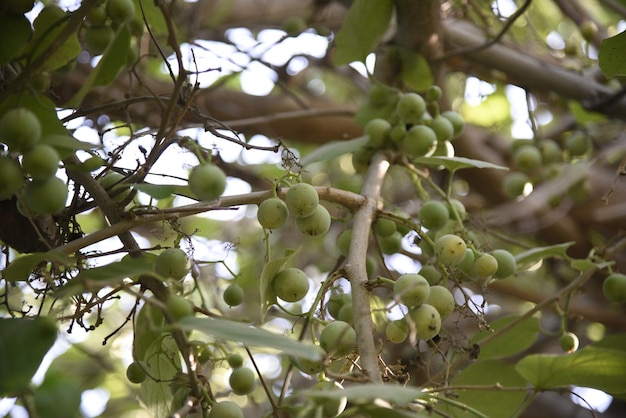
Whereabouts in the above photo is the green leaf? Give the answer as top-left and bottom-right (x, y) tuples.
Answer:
(599, 30), (626, 78)
(568, 101), (606, 124)
(140, 335), (180, 418)
(514, 242), (574, 271)
(333, 0), (394, 65)
(301, 136), (369, 166)
(67, 24), (131, 106)
(300, 384), (427, 405)
(176, 316), (322, 361)
(133, 300), (166, 362)
(133, 183), (193, 200)
(398, 47), (433, 91)
(413, 156), (509, 172)
(471, 315), (540, 360)
(33, 370), (82, 418)
(516, 346), (626, 395)
(0, 14), (32, 64)
(352, 406), (430, 418)
(2, 252), (72, 282)
(27, 6), (81, 70)
(260, 248), (300, 319)
(440, 359), (528, 418)
(0, 317), (58, 396)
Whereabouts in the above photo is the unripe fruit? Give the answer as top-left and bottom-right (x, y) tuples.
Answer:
(312, 380), (347, 418)
(21, 144), (60, 180)
(257, 197), (289, 229)
(126, 361), (147, 384)
(425, 85), (442, 102)
(0, 108), (41, 152)
(389, 123), (407, 143)
(319, 321), (357, 357)
(154, 248), (190, 280)
(373, 217), (396, 237)
(209, 401), (244, 418)
(86, 4), (108, 25)
(435, 234), (467, 266)
(513, 144), (542, 172)
(579, 20), (598, 42)
(337, 303), (353, 325)
(364, 118), (391, 147)
(538, 139), (562, 163)
(419, 201), (450, 231)
(396, 92), (426, 124)
(441, 110), (464, 137)
(559, 332), (579, 353)
(503, 172), (530, 198)
(430, 115), (454, 142)
(223, 284), (244, 307)
(99, 172), (131, 202)
(472, 253), (498, 279)
(351, 148), (374, 173)
(23, 176), (67, 215)
(378, 231), (403, 255)
(286, 183), (319, 218)
(0, 157), (23, 199)
(602, 273), (626, 303)
(196, 344), (212, 364)
(84, 25), (114, 55)
(327, 292), (351, 319)
(458, 249), (475, 278)
(290, 347), (325, 375)
(229, 367), (255, 395)
(337, 229), (352, 257)
(167, 295), (194, 320)
(419, 265), (441, 285)
(227, 354), (244, 369)
(400, 125), (437, 158)
(106, 0), (136, 23)
(272, 268), (309, 302)
(386, 319), (409, 344)
(296, 204), (331, 236)
(491, 249), (516, 278)
(565, 131), (591, 157)
(426, 285), (455, 319)
(394, 274), (430, 307)
(188, 164), (227, 201)
(408, 303), (441, 340)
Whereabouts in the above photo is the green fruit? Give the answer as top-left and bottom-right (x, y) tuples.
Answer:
(166, 295), (194, 320)
(99, 172), (131, 202)
(319, 321), (357, 357)
(419, 265), (441, 285)
(378, 231), (403, 255)
(351, 148), (374, 173)
(290, 347), (325, 375)
(155, 248), (190, 280)
(513, 144), (542, 172)
(559, 332), (579, 353)
(565, 131), (591, 157)
(327, 292), (351, 319)
(188, 164), (227, 201)
(435, 234), (467, 266)
(257, 197), (289, 229)
(196, 344), (213, 364)
(373, 217), (396, 237)
(126, 361), (147, 384)
(503, 172), (530, 198)
(419, 201), (450, 231)
(22, 144), (60, 180)
(337, 303), (353, 325)
(394, 274), (430, 307)
(23, 176), (67, 215)
(223, 284), (244, 306)
(472, 253), (498, 279)
(491, 249), (516, 278)
(408, 304), (441, 340)
(296, 204), (331, 236)
(209, 401), (244, 418)
(86, 4), (108, 25)
(106, 0), (135, 23)
(272, 267), (310, 302)
(538, 139), (562, 163)
(400, 125), (437, 158)
(396, 92), (426, 124)
(286, 183), (319, 218)
(337, 229), (352, 257)
(81, 156), (105, 172)
(425, 85), (442, 102)
(579, 20), (598, 42)
(0, 108), (41, 152)
(447, 198), (467, 220)
(364, 118), (391, 147)
(386, 319), (409, 343)
(441, 110), (464, 137)
(366, 255), (378, 276)
(426, 285), (455, 319)
(312, 380), (347, 418)
(84, 25), (114, 55)
(32, 72), (52, 93)
(282, 16), (307, 35)
(389, 123), (407, 143)
(602, 273), (626, 303)
(458, 249), (475, 278)
(229, 367), (255, 395)
(0, 157), (23, 199)
(430, 115), (454, 142)
(227, 354), (244, 369)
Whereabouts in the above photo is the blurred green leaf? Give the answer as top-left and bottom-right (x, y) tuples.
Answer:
(599, 30), (626, 78)
(398, 48), (433, 91)
(333, 0), (394, 65)
(0, 14), (32, 64)
(140, 335), (180, 418)
(27, 6), (80, 70)
(301, 136), (369, 166)
(134, 300), (166, 362)
(515, 242), (574, 271)
(34, 370), (82, 418)
(471, 315), (540, 360)
(413, 156), (509, 172)
(3, 252), (72, 282)
(300, 383), (427, 405)
(134, 183), (193, 200)
(0, 317), (58, 396)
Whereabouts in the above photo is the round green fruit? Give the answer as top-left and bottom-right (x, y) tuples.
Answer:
(0, 107), (41, 152)
(327, 292), (351, 319)
(441, 110), (464, 137)
(373, 217), (396, 237)
(425, 85), (442, 102)
(337, 229), (352, 257)
(86, 4), (108, 25)
(602, 273), (626, 303)
(286, 182), (319, 218)
(419, 201), (450, 231)
(400, 125), (437, 158)
(106, 0), (136, 23)
(579, 20), (598, 42)
(378, 231), (403, 255)
(126, 361), (147, 384)
(22, 144), (60, 180)
(430, 115), (454, 142)
(559, 332), (579, 353)
(337, 303), (353, 325)
(227, 354), (244, 369)
(229, 367), (255, 395)
(386, 319), (409, 344)
(84, 25), (114, 55)
(296, 204), (331, 236)
(435, 234), (467, 266)
(154, 248), (190, 280)
(319, 321), (357, 357)
(290, 347), (325, 375)
(426, 285), (455, 319)
(188, 164), (227, 201)
(408, 303), (441, 340)
(503, 172), (530, 198)
(458, 249), (476, 278)
(491, 249), (516, 278)
(99, 171), (131, 202)
(209, 401), (244, 418)
(565, 131), (591, 157)
(513, 144), (542, 173)
(538, 139), (562, 163)
(272, 267), (309, 302)
(396, 92), (426, 125)
(223, 284), (244, 307)
(166, 295), (194, 320)
(257, 197), (289, 229)
(419, 265), (441, 285)
(0, 157), (23, 199)
(364, 118), (391, 148)
(394, 274), (430, 307)
(23, 176), (67, 215)
(472, 253), (498, 279)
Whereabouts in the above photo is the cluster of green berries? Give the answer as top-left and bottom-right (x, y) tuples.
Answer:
(83, 0), (143, 56)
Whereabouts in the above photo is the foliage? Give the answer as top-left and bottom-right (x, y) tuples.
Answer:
(1, 1), (626, 418)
